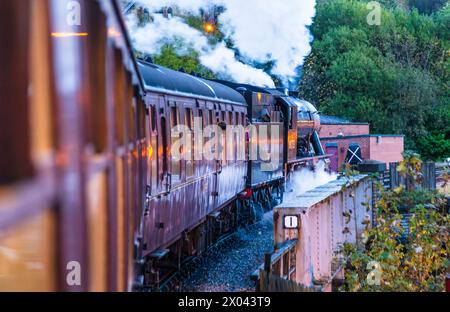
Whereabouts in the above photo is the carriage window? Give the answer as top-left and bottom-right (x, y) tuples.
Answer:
(196, 109), (204, 161)
(137, 98), (146, 140)
(221, 111), (226, 123)
(289, 107), (294, 129)
(151, 106), (157, 132)
(185, 108), (193, 129)
(209, 110), (215, 125)
(171, 107), (178, 127)
(170, 107), (181, 181)
(226, 112), (233, 164)
(114, 50), (126, 145)
(235, 112), (241, 162)
(220, 112), (228, 164)
(198, 109), (204, 128)
(87, 9), (107, 152)
(126, 74), (136, 142)
(185, 108), (194, 178)
(161, 117), (168, 173)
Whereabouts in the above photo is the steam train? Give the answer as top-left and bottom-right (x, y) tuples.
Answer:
(0, 0), (327, 292)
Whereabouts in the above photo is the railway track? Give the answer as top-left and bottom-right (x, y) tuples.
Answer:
(140, 231), (239, 292)
(143, 217), (271, 292)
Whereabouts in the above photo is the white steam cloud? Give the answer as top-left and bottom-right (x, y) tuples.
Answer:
(218, 0), (316, 80)
(127, 14), (275, 87)
(285, 162), (337, 202)
(126, 0), (316, 87)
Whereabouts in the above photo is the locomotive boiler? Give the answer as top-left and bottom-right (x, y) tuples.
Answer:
(211, 81), (328, 226)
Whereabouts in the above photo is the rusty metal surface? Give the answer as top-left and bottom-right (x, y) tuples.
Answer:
(274, 175), (372, 291)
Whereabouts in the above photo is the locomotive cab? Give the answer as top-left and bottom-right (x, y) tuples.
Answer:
(276, 95), (324, 164)
(212, 81), (285, 189)
(243, 90), (285, 188)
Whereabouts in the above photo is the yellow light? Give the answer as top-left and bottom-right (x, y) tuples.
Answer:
(204, 23), (215, 33)
(148, 146), (153, 159)
(108, 28), (121, 38)
(257, 92), (262, 103)
(51, 32), (89, 38)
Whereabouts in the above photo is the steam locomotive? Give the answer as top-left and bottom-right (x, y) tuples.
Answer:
(0, 0), (327, 292)
(137, 61), (328, 289)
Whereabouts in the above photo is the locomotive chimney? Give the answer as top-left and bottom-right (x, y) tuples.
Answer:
(275, 87), (289, 96)
(236, 87), (247, 95)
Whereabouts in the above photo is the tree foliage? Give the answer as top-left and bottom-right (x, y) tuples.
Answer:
(152, 44), (216, 79)
(409, 0), (448, 14)
(300, 0), (450, 161)
(340, 155), (450, 292)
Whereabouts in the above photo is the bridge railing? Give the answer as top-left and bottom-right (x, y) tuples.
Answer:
(382, 161), (449, 191)
(251, 239), (297, 288)
(270, 175), (372, 291)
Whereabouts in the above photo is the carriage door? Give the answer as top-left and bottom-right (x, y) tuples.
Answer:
(143, 97), (160, 255)
(325, 143), (339, 172)
(158, 96), (170, 193)
(210, 105), (220, 210)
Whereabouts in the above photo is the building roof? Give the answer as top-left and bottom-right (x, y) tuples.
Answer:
(320, 115), (369, 125)
(321, 134), (405, 140)
(138, 61), (246, 105)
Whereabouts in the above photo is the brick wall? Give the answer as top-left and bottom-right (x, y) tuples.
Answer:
(319, 121), (404, 171)
(319, 123), (370, 137)
(321, 137), (370, 171)
(321, 135), (404, 171)
(369, 136), (404, 165)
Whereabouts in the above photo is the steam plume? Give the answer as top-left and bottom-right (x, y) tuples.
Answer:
(285, 162), (337, 201)
(125, 0), (316, 87)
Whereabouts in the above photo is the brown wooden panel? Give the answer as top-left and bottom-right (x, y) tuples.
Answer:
(86, 171), (108, 292)
(0, 209), (57, 291)
(105, 39), (118, 291)
(0, 1), (34, 184)
(114, 50), (126, 146)
(30, 0), (54, 163)
(49, 0), (90, 291)
(86, 1), (107, 153)
(115, 157), (126, 291)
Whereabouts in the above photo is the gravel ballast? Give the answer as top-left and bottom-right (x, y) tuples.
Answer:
(179, 212), (274, 292)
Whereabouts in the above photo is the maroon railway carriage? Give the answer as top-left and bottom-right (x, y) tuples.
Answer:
(0, 0), (147, 291)
(137, 62), (248, 287)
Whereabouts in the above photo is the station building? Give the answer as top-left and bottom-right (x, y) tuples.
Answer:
(319, 116), (404, 172)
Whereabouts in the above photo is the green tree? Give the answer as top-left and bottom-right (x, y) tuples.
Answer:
(409, 0), (448, 14)
(153, 44), (216, 79)
(300, 0), (450, 160)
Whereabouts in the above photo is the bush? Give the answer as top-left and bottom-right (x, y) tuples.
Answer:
(340, 155), (449, 292)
